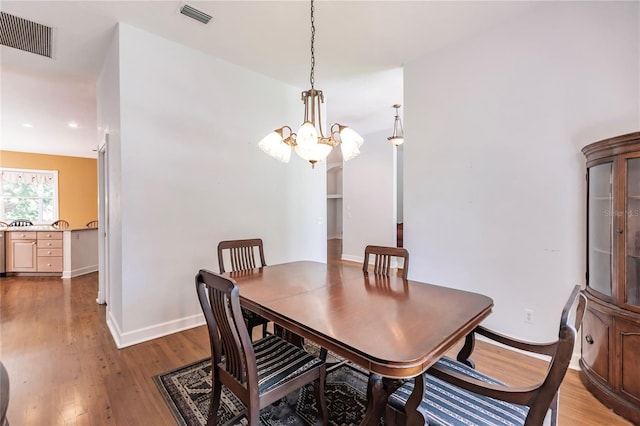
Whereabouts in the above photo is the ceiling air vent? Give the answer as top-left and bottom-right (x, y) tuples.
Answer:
(0, 11), (53, 58)
(179, 4), (212, 24)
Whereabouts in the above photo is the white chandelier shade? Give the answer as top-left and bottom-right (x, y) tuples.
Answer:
(339, 126), (364, 161)
(258, 129), (292, 163)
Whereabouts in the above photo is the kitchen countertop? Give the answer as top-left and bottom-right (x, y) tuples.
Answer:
(0, 226), (98, 232)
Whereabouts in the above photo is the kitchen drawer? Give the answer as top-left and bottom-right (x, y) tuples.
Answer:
(37, 231), (62, 240)
(38, 248), (63, 257)
(10, 231), (37, 240)
(38, 239), (63, 249)
(37, 257), (62, 272)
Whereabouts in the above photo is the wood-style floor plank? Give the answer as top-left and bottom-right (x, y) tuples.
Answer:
(0, 256), (633, 425)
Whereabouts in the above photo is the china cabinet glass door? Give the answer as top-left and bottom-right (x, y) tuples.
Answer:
(626, 158), (640, 307)
(588, 162), (613, 297)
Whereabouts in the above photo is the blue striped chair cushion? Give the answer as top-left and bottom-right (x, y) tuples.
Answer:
(253, 334), (324, 394)
(388, 357), (529, 426)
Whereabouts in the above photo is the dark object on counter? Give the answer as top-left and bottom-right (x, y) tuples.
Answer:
(51, 220), (70, 229)
(8, 220), (33, 227)
(86, 220), (98, 228)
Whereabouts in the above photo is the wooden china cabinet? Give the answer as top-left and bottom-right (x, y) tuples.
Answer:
(581, 131), (640, 424)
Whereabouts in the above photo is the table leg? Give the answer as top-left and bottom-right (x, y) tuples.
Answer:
(456, 332), (476, 368)
(273, 324), (304, 348)
(360, 374), (404, 426)
(404, 373), (428, 426)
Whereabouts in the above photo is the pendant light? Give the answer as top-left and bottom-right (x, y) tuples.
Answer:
(387, 104), (404, 146)
(258, 0), (364, 168)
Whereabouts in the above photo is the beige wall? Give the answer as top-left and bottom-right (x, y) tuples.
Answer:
(0, 151), (97, 229)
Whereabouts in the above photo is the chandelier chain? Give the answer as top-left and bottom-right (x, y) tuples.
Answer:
(310, 0), (315, 89)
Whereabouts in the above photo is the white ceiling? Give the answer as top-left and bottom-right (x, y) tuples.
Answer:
(0, 1), (537, 158)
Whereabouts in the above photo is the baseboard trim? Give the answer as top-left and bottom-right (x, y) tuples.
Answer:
(478, 335), (582, 371)
(341, 254), (363, 263)
(107, 311), (205, 349)
(106, 310), (123, 348)
(62, 264), (98, 279)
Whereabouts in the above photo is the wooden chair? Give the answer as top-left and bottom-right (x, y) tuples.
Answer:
(9, 219), (33, 227)
(195, 269), (328, 426)
(217, 239), (270, 338)
(86, 220), (98, 228)
(0, 361), (9, 426)
(51, 219), (70, 229)
(386, 285), (587, 426)
(363, 245), (409, 279)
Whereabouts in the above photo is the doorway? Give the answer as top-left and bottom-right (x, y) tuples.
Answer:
(327, 148), (343, 261)
(97, 134), (110, 305)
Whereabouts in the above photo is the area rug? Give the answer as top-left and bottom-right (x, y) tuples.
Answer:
(154, 357), (369, 426)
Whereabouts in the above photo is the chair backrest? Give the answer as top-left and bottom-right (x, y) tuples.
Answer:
(195, 270), (257, 399)
(218, 238), (266, 273)
(425, 285), (587, 426)
(363, 245), (409, 279)
(51, 219), (70, 229)
(528, 285), (586, 424)
(86, 220), (98, 229)
(0, 361), (9, 426)
(9, 219), (33, 227)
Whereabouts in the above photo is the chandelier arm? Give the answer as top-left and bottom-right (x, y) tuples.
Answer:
(282, 125), (293, 137)
(316, 91), (326, 138)
(303, 92), (309, 124)
(310, 91), (316, 127)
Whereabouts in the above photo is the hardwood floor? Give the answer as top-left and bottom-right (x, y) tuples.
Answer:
(1, 273), (209, 426)
(0, 266), (632, 425)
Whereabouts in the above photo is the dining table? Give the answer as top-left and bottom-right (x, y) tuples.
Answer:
(226, 260), (493, 426)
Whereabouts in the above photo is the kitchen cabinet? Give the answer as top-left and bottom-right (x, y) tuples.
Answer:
(6, 231), (37, 272)
(6, 230), (63, 274)
(37, 231), (63, 272)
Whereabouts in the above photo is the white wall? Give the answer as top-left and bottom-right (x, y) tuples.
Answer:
(342, 129), (397, 263)
(62, 229), (98, 278)
(97, 27), (123, 329)
(98, 23), (326, 347)
(404, 1), (639, 342)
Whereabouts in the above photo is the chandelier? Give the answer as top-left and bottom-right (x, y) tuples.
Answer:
(258, 0), (363, 168)
(387, 104), (404, 146)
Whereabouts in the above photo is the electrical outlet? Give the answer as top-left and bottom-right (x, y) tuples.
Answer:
(524, 309), (535, 324)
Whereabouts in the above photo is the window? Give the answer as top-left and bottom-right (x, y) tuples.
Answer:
(0, 168), (58, 224)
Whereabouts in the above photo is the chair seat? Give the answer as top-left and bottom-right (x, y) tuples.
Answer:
(388, 357), (529, 426)
(253, 335), (324, 394)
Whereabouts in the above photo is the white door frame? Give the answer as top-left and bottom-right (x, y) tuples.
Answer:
(97, 134), (110, 306)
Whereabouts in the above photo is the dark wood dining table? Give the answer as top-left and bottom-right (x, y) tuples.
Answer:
(226, 260), (493, 426)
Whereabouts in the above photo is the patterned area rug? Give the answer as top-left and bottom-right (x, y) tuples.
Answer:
(154, 357), (369, 426)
